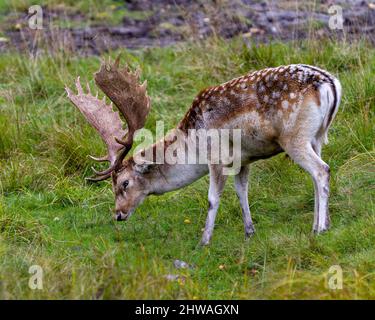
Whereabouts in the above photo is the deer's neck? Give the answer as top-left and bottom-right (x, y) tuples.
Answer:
(150, 162), (208, 195)
(135, 128), (209, 195)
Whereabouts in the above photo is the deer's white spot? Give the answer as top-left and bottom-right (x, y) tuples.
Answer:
(263, 95), (269, 103)
(241, 82), (247, 89)
(266, 80), (273, 87)
(221, 97), (230, 104)
(281, 100), (289, 109)
(272, 91), (280, 99)
(290, 92), (296, 99)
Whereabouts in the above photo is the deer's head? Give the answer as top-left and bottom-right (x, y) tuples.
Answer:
(66, 56), (152, 221)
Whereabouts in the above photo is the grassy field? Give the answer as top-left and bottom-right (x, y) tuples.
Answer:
(0, 35), (374, 299)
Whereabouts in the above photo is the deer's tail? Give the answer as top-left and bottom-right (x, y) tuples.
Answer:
(319, 76), (342, 144)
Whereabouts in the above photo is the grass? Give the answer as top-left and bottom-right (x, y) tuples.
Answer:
(0, 35), (374, 299)
(0, 0), (155, 28)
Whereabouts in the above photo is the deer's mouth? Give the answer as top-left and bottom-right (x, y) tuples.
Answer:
(115, 211), (130, 221)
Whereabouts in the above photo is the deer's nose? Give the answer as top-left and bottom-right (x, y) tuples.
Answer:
(115, 211), (128, 221)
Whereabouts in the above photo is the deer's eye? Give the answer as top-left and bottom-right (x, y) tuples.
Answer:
(122, 180), (129, 189)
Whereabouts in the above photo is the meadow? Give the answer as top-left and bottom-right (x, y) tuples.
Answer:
(0, 34), (374, 299)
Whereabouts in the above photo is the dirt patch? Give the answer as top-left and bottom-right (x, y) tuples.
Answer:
(1, 0), (374, 55)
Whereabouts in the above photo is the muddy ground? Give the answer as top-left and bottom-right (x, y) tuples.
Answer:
(0, 0), (374, 55)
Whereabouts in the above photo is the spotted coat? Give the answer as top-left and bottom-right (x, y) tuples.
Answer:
(179, 64), (336, 133)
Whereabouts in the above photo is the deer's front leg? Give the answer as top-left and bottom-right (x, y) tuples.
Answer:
(201, 165), (227, 246)
(234, 165), (255, 238)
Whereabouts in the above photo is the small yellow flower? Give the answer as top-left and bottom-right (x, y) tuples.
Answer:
(96, 12), (109, 20)
(184, 219), (191, 224)
(219, 264), (225, 270)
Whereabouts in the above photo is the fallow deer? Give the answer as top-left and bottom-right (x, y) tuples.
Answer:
(66, 56), (341, 245)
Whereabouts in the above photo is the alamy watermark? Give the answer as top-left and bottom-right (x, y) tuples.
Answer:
(28, 5), (43, 30)
(28, 265), (43, 290)
(327, 265), (343, 290)
(328, 5), (344, 30)
(132, 122), (242, 175)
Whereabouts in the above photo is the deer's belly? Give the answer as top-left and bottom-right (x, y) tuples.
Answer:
(211, 113), (283, 164)
(240, 133), (283, 164)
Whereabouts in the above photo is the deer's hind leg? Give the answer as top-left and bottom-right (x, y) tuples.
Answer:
(281, 140), (331, 233)
(312, 136), (323, 157)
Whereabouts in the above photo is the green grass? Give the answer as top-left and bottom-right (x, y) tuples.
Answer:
(0, 37), (374, 299)
(0, 0), (151, 29)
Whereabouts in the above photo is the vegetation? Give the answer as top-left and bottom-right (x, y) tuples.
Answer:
(0, 34), (374, 299)
(0, 0), (151, 27)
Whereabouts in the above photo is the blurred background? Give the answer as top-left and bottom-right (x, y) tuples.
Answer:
(1, 0), (374, 55)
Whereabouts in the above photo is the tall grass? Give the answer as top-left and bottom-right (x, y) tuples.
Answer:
(0, 36), (374, 299)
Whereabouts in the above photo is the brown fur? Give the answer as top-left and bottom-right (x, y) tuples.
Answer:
(68, 62), (341, 243)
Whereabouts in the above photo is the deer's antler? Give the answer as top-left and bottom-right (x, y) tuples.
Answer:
(65, 55), (151, 181)
(92, 55), (151, 177)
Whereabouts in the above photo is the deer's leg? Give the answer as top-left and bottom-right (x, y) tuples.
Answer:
(283, 142), (330, 233)
(311, 137), (322, 226)
(312, 138), (323, 157)
(234, 165), (255, 238)
(201, 165), (227, 246)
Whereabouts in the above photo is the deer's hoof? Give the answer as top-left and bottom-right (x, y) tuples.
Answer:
(245, 226), (256, 239)
(313, 225), (330, 234)
(200, 237), (211, 246)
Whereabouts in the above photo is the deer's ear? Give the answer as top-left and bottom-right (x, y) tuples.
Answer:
(134, 162), (154, 174)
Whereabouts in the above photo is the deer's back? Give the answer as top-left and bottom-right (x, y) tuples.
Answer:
(178, 64), (340, 160)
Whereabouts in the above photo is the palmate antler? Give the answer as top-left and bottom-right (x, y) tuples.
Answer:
(65, 55), (151, 181)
